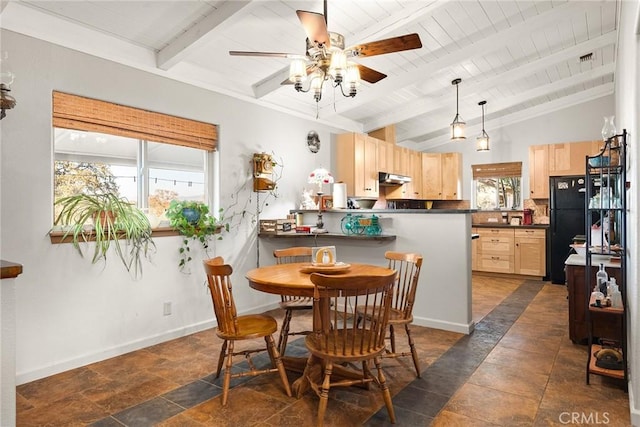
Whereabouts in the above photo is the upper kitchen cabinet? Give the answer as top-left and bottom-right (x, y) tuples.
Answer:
(386, 148), (422, 200)
(335, 133), (379, 198)
(377, 140), (394, 174)
(548, 141), (602, 176)
(422, 152), (462, 200)
(529, 141), (603, 199)
(529, 144), (549, 199)
(393, 145), (409, 175)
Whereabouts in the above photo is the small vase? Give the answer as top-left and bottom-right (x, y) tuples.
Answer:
(601, 115), (617, 141)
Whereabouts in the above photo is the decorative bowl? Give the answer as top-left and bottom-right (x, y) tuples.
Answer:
(355, 199), (376, 209)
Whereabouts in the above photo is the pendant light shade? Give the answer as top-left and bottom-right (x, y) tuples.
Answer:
(476, 100), (490, 152)
(450, 78), (465, 140)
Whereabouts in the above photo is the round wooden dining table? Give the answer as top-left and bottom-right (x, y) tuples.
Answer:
(245, 262), (394, 297)
(245, 261), (396, 397)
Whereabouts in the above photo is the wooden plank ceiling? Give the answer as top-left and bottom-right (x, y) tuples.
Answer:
(1, 0), (618, 149)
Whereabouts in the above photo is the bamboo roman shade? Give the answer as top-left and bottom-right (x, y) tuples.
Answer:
(472, 162), (522, 179)
(52, 91), (218, 151)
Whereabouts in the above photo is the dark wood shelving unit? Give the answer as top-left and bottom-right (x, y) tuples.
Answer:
(585, 129), (628, 385)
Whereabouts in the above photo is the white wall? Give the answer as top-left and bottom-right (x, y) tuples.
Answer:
(422, 95), (614, 200)
(0, 30), (342, 384)
(615, 1), (640, 423)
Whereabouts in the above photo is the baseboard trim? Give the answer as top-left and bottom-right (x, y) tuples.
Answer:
(413, 315), (475, 334)
(629, 383), (640, 426)
(16, 301), (280, 385)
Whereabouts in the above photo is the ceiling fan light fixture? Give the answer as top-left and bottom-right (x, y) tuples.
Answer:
(344, 63), (360, 97)
(476, 100), (489, 151)
(289, 59), (307, 90)
(450, 78), (466, 140)
(310, 72), (325, 102)
(329, 50), (347, 83)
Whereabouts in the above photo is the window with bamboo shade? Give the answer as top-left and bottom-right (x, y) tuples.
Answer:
(52, 91), (219, 229)
(472, 162), (523, 210)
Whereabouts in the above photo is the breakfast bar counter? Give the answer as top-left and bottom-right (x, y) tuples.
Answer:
(259, 209), (474, 335)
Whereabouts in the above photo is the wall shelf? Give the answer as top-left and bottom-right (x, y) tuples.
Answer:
(258, 232), (395, 241)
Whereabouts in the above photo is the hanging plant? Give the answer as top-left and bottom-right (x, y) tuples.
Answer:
(165, 200), (228, 271)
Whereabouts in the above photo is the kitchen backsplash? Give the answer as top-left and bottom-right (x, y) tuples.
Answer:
(472, 199), (549, 225)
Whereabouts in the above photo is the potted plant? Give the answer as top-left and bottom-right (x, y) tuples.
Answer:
(165, 200), (228, 271)
(53, 192), (156, 277)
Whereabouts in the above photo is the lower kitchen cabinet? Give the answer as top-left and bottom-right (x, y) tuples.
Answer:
(514, 229), (546, 276)
(476, 228), (514, 274)
(473, 227), (547, 278)
(566, 261), (622, 344)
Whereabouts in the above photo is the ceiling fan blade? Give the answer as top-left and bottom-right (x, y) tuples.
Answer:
(229, 51), (307, 60)
(296, 10), (330, 47)
(357, 64), (387, 84)
(346, 33), (422, 58)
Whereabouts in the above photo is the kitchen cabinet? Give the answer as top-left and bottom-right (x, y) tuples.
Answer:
(529, 141), (603, 199)
(393, 145), (408, 175)
(514, 229), (546, 276)
(528, 145), (549, 198)
(473, 227), (546, 277)
(387, 148), (422, 199)
(475, 228), (514, 274)
(548, 141), (600, 176)
(421, 152), (461, 200)
(335, 132), (379, 198)
(377, 140), (394, 174)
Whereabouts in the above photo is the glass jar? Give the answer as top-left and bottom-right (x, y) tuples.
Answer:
(601, 116), (617, 141)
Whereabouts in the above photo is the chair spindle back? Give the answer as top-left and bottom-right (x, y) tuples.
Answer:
(310, 272), (396, 358)
(203, 257), (239, 336)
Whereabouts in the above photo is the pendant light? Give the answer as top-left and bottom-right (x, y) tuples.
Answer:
(476, 100), (490, 151)
(450, 78), (465, 140)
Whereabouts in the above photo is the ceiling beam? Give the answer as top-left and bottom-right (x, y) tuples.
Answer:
(415, 83), (614, 150)
(251, 0), (448, 99)
(327, 0), (605, 122)
(156, 1), (255, 71)
(364, 31), (617, 131)
(398, 64), (615, 144)
(399, 63), (615, 142)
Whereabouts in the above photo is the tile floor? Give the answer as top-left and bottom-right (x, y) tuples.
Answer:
(16, 275), (631, 426)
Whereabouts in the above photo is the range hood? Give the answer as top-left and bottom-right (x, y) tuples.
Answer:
(379, 172), (412, 186)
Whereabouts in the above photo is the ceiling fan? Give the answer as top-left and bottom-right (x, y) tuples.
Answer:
(229, 0), (422, 103)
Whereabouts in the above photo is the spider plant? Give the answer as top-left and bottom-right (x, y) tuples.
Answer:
(53, 192), (155, 277)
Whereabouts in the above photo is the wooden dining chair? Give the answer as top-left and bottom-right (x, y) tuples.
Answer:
(203, 257), (292, 405)
(304, 270), (397, 426)
(359, 251), (423, 377)
(273, 247), (313, 355)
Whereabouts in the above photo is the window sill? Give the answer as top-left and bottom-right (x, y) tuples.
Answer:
(49, 226), (180, 244)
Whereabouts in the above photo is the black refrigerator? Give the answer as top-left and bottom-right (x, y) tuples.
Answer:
(549, 176), (589, 284)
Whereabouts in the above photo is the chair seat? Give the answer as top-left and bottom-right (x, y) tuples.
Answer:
(279, 298), (313, 310)
(216, 314), (278, 340)
(305, 330), (386, 363)
(357, 307), (412, 324)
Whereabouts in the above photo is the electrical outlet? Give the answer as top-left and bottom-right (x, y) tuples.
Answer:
(163, 302), (172, 316)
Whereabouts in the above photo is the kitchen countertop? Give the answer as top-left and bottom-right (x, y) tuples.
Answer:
(565, 254), (621, 268)
(292, 209), (477, 214)
(472, 223), (549, 229)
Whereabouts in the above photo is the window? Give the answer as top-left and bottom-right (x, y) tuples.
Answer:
(54, 129), (208, 223)
(52, 91), (218, 226)
(472, 162), (522, 210)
